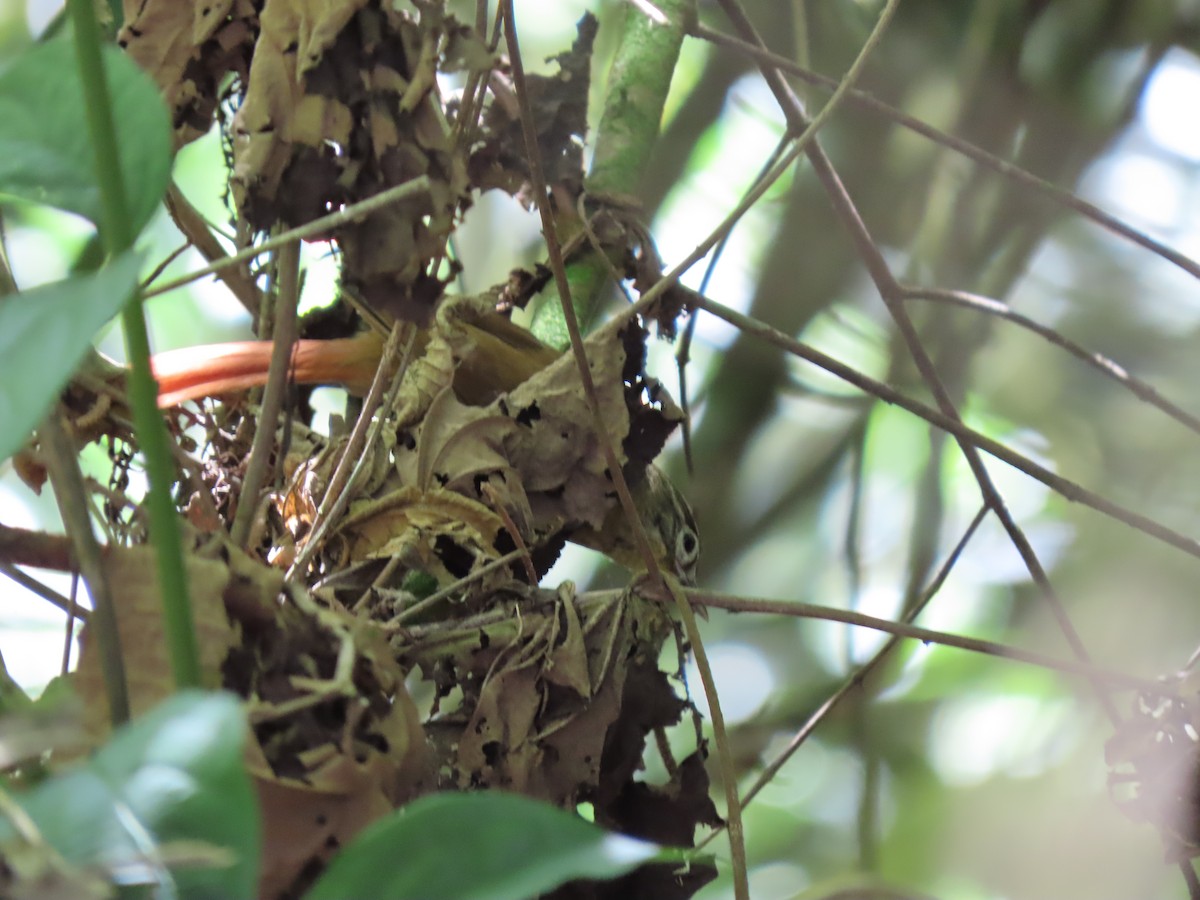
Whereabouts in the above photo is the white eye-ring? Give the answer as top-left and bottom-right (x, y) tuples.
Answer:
(675, 525), (700, 581)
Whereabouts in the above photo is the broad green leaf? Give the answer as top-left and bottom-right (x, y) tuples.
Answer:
(0, 251), (142, 465)
(307, 791), (660, 900)
(0, 691), (259, 899)
(0, 38), (172, 235)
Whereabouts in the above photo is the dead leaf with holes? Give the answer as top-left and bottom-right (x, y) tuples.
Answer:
(395, 313), (683, 557)
(431, 585), (666, 807)
(249, 662), (430, 898)
(119, 0), (258, 144)
(329, 485), (508, 587)
(470, 12), (596, 199)
(230, 0), (488, 321)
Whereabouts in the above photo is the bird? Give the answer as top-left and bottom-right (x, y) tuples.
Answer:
(150, 310), (556, 410)
(148, 314), (700, 584)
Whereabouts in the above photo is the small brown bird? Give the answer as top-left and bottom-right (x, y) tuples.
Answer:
(148, 318), (700, 583)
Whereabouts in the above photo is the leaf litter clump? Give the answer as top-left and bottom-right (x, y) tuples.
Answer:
(53, 1), (725, 896)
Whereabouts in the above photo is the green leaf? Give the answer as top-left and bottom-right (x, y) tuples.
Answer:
(0, 691), (259, 899)
(0, 37), (172, 235)
(0, 647), (32, 714)
(0, 250), (142, 465)
(307, 792), (660, 900)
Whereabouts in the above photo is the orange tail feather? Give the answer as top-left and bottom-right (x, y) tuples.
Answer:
(152, 334), (382, 408)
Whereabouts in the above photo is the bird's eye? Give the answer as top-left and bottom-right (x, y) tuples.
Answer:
(676, 527), (699, 564)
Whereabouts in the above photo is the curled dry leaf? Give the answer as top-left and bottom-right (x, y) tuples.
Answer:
(330, 485), (508, 583)
(231, 0), (371, 224)
(395, 308), (684, 564)
(119, 0), (257, 144)
(392, 289), (561, 429)
(229, 0), (488, 321)
(413, 586), (673, 807)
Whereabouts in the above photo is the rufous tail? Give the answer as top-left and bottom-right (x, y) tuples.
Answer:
(151, 334), (382, 408)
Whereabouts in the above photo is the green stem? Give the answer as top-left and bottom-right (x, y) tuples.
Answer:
(66, 0), (200, 689)
(531, 0), (693, 347)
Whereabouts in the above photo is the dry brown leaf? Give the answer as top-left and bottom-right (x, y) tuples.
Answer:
(73, 544), (239, 742)
(333, 485), (506, 582)
(432, 589), (651, 806)
(468, 12), (595, 198)
(387, 308), (684, 580)
(491, 318), (642, 534)
(458, 657), (543, 791)
(228, 0), (474, 321)
(120, 0), (256, 144)
(249, 738), (392, 900)
(541, 584), (592, 699)
(240, 591), (431, 897)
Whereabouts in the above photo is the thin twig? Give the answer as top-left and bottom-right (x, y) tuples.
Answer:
(61, 574), (80, 675)
(392, 581), (1158, 691)
(510, 3), (750, 893)
(905, 287), (1200, 438)
(677, 133), (793, 473)
(40, 411), (128, 724)
(687, 290), (1200, 565)
(503, 4), (665, 586)
(163, 183), (262, 316)
(286, 324), (418, 580)
(143, 178), (432, 301)
(230, 240), (300, 548)
(718, 506), (989, 839)
(688, 23), (1200, 285)
(0, 562), (84, 620)
(138, 241), (191, 292)
(689, 590), (1156, 691)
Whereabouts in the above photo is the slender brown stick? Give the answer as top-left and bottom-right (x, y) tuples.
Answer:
(717, 506), (989, 840)
(0, 561), (83, 620)
(904, 287), (1200, 437)
(286, 323), (418, 580)
(689, 590), (1155, 691)
(144, 177), (432, 301)
(164, 184), (262, 316)
(687, 290), (1200, 564)
(500, 3), (664, 584)
(231, 240), (300, 548)
(506, 6), (751, 893)
(40, 412), (128, 724)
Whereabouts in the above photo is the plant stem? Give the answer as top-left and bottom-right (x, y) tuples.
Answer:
(531, 0), (693, 346)
(40, 414), (130, 723)
(66, 0), (201, 689)
(229, 240), (300, 548)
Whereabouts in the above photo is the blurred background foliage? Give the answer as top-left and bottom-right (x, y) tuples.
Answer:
(6, 0), (1200, 897)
